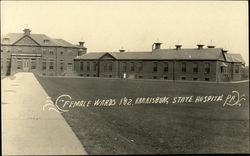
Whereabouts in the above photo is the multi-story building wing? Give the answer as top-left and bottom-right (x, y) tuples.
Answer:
(74, 43), (245, 82)
(1, 28), (87, 76)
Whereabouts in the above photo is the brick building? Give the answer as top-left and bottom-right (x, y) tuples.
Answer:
(1, 28), (87, 76)
(74, 43), (245, 82)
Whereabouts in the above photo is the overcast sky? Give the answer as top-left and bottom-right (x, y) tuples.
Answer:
(1, 1), (248, 64)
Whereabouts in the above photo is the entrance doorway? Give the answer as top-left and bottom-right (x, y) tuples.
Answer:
(23, 60), (29, 72)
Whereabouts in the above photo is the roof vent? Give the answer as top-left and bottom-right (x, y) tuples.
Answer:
(175, 44), (182, 50)
(119, 49), (125, 52)
(207, 45), (216, 48)
(222, 48), (228, 53)
(153, 42), (162, 50)
(23, 28), (31, 35)
(79, 41), (85, 47)
(197, 44), (204, 50)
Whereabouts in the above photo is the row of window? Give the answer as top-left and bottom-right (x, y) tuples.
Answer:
(179, 62), (210, 74)
(43, 51), (74, 56)
(78, 61), (211, 74)
(80, 62), (97, 71)
(220, 65), (240, 74)
(17, 62), (73, 71)
(1, 48), (75, 55)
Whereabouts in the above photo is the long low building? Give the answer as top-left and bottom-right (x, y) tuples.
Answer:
(74, 43), (245, 82)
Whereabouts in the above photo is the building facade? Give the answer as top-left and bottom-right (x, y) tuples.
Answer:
(1, 28), (87, 76)
(74, 43), (245, 82)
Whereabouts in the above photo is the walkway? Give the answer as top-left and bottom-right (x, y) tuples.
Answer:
(2, 72), (87, 155)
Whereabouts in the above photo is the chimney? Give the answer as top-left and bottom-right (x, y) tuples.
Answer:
(119, 49), (125, 52)
(197, 44), (204, 50)
(79, 41), (85, 47)
(23, 28), (31, 35)
(153, 42), (162, 50)
(175, 44), (182, 50)
(207, 45), (216, 48)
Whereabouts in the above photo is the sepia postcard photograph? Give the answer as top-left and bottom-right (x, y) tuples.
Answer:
(1, 0), (249, 155)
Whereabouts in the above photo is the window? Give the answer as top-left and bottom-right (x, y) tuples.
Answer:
(123, 62), (127, 72)
(31, 62), (36, 69)
(193, 63), (198, 73)
(153, 62), (158, 72)
(193, 77), (198, 81)
(17, 61), (22, 69)
(138, 76), (143, 79)
(164, 62), (168, 72)
(131, 62), (134, 71)
(60, 61), (64, 70)
(153, 76), (157, 79)
(164, 76), (168, 80)
(182, 62), (186, 72)
(109, 62), (113, 71)
(42, 73), (46, 76)
(80, 74), (84, 77)
(6, 61), (10, 68)
(93, 62), (97, 71)
(87, 62), (90, 71)
(32, 48), (35, 53)
(220, 66), (227, 73)
(204, 63), (210, 74)
(205, 78), (210, 81)
(86, 74), (89, 77)
(67, 62), (73, 71)
(50, 50), (54, 55)
(235, 65), (240, 73)
(61, 52), (63, 55)
(80, 62), (84, 71)
(138, 62), (143, 72)
(104, 62), (107, 71)
(68, 49), (73, 56)
(49, 61), (54, 70)
(43, 49), (46, 55)
(181, 77), (186, 80)
(109, 75), (112, 78)
(93, 74), (96, 77)
(1, 49), (3, 53)
(18, 48), (22, 53)
(42, 62), (46, 70)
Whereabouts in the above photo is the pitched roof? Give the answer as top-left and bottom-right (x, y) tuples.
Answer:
(224, 53), (245, 64)
(1, 33), (77, 48)
(75, 48), (227, 61)
(75, 52), (107, 60)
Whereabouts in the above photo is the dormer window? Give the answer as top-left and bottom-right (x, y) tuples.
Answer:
(3, 38), (10, 42)
(44, 39), (50, 44)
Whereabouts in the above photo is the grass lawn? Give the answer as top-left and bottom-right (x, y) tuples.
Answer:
(36, 76), (249, 154)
